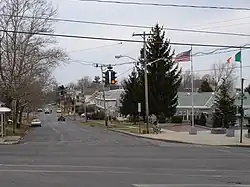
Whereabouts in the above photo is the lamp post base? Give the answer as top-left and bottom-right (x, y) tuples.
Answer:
(189, 126), (197, 135)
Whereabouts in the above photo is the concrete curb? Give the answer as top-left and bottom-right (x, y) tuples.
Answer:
(110, 128), (250, 148)
(109, 128), (199, 146)
(223, 144), (250, 148)
(0, 139), (20, 145)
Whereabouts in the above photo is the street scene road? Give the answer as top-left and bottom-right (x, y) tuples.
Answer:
(0, 113), (250, 187)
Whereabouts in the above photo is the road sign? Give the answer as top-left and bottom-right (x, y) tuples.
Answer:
(138, 103), (141, 113)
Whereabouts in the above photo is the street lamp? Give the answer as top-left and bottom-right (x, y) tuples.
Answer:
(115, 55), (165, 133)
(115, 55), (138, 62)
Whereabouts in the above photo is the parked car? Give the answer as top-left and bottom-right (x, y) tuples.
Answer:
(57, 109), (62, 113)
(31, 119), (41, 127)
(37, 108), (43, 112)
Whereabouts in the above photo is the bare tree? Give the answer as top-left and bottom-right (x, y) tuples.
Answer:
(203, 62), (236, 91)
(0, 0), (67, 130)
(179, 70), (201, 91)
(77, 76), (91, 90)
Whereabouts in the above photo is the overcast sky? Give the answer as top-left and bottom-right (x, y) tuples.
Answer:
(52, 0), (250, 87)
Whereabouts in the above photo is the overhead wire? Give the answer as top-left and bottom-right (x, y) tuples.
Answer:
(0, 14), (250, 37)
(1, 28), (250, 49)
(187, 16), (250, 29)
(79, 0), (250, 11)
(68, 42), (122, 53)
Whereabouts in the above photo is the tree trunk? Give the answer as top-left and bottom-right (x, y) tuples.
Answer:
(13, 100), (19, 133)
(17, 106), (24, 129)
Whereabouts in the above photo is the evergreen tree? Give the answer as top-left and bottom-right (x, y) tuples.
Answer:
(138, 24), (182, 119)
(213, 80), (236, 128)
(244, 84), (250, 94)
(199, 79), (213, 92)
(120, 71), (144, 121)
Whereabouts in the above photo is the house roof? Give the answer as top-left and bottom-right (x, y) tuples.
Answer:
(94, 89), (250, 108)
(178, 92), (213, 107)
(95, 89), (124, 100)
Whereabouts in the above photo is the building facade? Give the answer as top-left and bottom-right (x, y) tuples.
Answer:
(88, 89), (250, 125)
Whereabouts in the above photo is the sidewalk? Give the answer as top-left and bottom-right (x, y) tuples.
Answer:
(113, 127), (250, 147)
(0, 136), (21, 145)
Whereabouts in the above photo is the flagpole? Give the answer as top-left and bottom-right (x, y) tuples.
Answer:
(189, 45), (197, 135)
(240, 47), (242, 82)
(239, 47), (244, 143)
(191, 45), (194, 128)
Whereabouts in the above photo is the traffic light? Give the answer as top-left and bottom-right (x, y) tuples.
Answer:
(58, 85), (65, 96)
(103, 70), (110, 86)
(111, 70), (117, 84)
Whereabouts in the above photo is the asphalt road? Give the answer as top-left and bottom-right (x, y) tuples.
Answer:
(0, 113), (250, 187)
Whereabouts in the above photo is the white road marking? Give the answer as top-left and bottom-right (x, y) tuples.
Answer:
(0, 164), (130, 169)
(217, 148), (250, 158)
(133, 185), (250, 187)
(199, 169), (217, 172)
(217, 149), (232, 153)
(0, 169), (235, 177)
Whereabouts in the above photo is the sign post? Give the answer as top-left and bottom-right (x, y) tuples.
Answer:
(138, 103), (141, 133)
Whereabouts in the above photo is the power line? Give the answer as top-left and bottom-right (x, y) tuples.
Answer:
(68, 42), (122, 53)
(80, 0), (250, 11)
(1, 29), (250, 49)
(1, 14), (250, 37)
(117, 67), (135, 77)
(188, 16), (250, 29)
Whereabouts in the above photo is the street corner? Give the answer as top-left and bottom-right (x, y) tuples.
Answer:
(0, 140), (20, 145)
(110, 128), (199, 145)
(0, 136), (21, 145)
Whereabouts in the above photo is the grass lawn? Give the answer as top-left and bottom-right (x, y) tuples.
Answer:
(81, 121), (106, 128)
(5, 115), (38, 137)
(5, 124), (30, 136)
(80, 120), (154, 134)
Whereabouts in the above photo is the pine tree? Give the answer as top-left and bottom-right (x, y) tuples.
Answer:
(199, 79), (213, 92)
(120, 71), (144, 121)
(244, 84), (250, 94)
(213, 80), (236, 128)
(138, 24), (182, 119)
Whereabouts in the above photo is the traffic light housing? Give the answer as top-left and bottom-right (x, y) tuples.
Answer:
(58, 85), (65, 96)
(111, 70), (117, 84)
(103, 70), (110, 86)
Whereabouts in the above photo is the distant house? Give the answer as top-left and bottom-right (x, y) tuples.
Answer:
(87, 89), (250, 125)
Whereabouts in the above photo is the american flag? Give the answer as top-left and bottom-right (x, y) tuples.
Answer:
(174, 49), (191, 63)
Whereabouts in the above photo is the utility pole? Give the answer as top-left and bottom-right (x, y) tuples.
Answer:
(73, 89), (76, 121)
(96, 64), (108, 127)
(81, 84), (87, 122)
(132, 31), (153, 134)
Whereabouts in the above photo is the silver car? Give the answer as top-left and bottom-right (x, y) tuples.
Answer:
(31, 119), (41, 127)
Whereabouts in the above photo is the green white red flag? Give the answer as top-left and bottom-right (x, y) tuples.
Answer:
(227, 51), (241, 63)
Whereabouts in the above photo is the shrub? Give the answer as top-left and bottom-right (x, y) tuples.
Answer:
(171, 116), (183, 123)
(158, 113), (166, 123)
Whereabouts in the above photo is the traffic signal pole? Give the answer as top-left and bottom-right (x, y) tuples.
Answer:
(100, 65), (108, 127)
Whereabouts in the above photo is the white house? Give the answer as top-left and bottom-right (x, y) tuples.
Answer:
(86, 88), (250, 125)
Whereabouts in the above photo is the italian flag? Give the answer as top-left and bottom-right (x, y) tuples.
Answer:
(227, 51), (241, 63)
